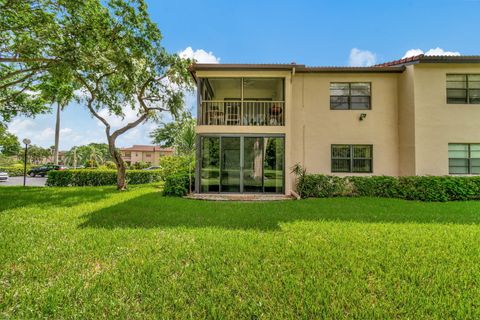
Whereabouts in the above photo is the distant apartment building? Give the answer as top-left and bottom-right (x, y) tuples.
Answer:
(120, 145), (174, 166)
(190, 55), (480, 195)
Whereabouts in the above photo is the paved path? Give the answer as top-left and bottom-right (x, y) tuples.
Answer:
(0, 176), (47, 187)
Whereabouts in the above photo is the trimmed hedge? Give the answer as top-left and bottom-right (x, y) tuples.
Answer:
(46, 169), (162, 187)
(0, 166), (30, 177)
(163, 173), (192, 197)
(296, 174), (349, 198)
(296, 174), (480, 202)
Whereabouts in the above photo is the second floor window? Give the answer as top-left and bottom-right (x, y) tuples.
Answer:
(447, 74), (480, 104)
(331, 144), (373, 173)
(330, 82), (371, 110)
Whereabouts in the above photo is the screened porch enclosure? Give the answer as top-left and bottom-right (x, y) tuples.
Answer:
(199, 78), (285, 126)
(199, 135), (284, 193)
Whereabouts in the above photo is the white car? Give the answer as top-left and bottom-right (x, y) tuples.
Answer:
(0, 172), (8, 182)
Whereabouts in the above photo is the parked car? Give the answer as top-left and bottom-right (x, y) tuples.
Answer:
(0, 171), (8, 182)
(27, 165), (67, 177)
(143, 166), (161, 170)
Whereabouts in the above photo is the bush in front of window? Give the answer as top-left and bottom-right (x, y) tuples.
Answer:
(296, 174), (350, 198)
(46, 169), (162, 187)
(293, 171), (480, 202)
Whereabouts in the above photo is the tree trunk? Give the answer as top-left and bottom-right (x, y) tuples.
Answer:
(116, 158), (127, 191)
(53, 102), (61, 165)
(107, 136), (127, 190)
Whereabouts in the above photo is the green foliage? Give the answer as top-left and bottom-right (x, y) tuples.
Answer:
(150, 111), (196, 156)
(0, 165), (30, 176)
(295, 174), (480, 202)
(130, 161), (150, 170)
(63, 143), (113, 167)
(297, 174), (349, 198)
(349, 176), (401, 198)
(0, 154), (18, 166)
(1, 0), (192, 189)
(163, 173), (191, 197)
(104, 161), (116, 169)
(24, 145), (51, 164)
(46, 169), (162, 187)
(0, 125), (21, 156)
(158, 155), (194, 181)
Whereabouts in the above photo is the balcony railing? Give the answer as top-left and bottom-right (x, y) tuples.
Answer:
(200, 101), (285, 126)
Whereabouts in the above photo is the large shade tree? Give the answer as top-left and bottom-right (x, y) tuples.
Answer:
(0, 123), (20, 156)
(1, 0), (193, 189)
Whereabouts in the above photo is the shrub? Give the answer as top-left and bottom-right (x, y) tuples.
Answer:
(130, 161), (150, 170)
(0, 155), (18, 166)
(158, 156), (194, 181)
(0, 165), (30, 176)
(294, 174), (480, 202)
(163, 173), (191, 197)
(297, 174), (348, 198)
(105, 161), (116, 169)
(349, 176), (401, 198)
(46, 169), (162, 187)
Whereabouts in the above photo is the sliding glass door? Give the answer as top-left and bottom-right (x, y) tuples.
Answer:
(200, 135), (284, 193)
(220, 137), (241, 192)
(243, 137), (264, 192)
(200, 137), (220, 192)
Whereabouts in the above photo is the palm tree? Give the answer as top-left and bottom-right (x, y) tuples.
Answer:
(63, 147), (79, 168)
(84, 145), (104, 167)
(40, 75), (78, 165)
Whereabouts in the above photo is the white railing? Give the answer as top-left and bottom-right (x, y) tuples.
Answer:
(200, 101), (285, 126)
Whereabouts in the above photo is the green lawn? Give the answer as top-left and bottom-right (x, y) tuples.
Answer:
(1, 185), (480, 319)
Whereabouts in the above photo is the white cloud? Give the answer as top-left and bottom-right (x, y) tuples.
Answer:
(179, 47), (220, 63)
(402, 47), (461, 59)
(349, 48), (377, 67)
(8, 117), (93, 149)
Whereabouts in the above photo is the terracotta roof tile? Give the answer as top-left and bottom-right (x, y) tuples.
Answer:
(120, 145), (174, 152)
(374, 54), (425, 67)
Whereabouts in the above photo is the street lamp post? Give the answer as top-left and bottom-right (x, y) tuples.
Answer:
(22, 138), (31, 187)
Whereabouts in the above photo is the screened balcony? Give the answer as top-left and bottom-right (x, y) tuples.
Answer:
(198, 78), (285, 126)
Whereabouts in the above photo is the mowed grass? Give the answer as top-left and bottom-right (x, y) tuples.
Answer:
(1, 185), (480, 319)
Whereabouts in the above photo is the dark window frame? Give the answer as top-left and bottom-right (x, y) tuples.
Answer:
(331, 144), (373, 173)
(448, 143), (480, 175)
(446, 74), (480, 104)
(330, 82), (372, 110)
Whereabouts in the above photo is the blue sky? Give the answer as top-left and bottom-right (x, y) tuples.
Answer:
(8, 0), (480, 149)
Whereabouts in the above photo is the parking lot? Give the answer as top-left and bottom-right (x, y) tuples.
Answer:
(0, 176), (47, 187)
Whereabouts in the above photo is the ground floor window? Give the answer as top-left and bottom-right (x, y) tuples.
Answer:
(200, 135), (284, 193)
(449, 143), (480, 174)
(331, 144), (373, 173)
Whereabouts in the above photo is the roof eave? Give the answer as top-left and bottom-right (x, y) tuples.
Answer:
(296, 66), (406, 73)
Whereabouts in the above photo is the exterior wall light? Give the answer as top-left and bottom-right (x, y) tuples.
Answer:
(359, 113), (367, 121)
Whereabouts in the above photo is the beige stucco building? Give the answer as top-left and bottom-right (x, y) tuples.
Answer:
(190, 55), (480, 195)
(120, 145), (174, 166)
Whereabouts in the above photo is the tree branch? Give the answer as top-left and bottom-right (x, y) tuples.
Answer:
(0, 65), (48, 82)
(74, 72), (112, 135)
(0, 71), (37, 90)
(110, 113), (148, 140)
(0, 57), (58, 63)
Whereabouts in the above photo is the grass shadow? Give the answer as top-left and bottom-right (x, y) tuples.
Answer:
(79, 191), (480, 231)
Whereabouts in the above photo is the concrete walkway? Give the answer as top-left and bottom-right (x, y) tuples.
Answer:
(185, 193), (293, 201)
